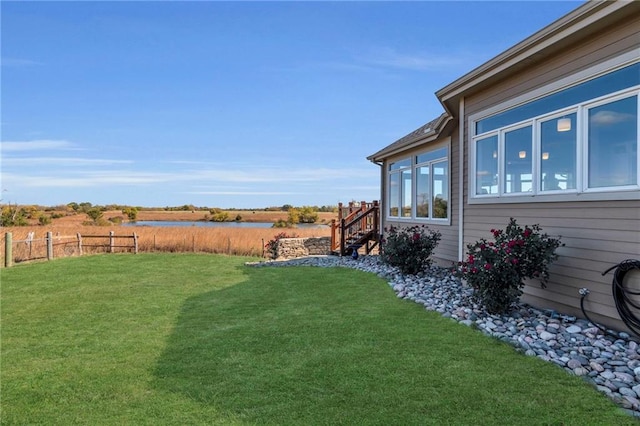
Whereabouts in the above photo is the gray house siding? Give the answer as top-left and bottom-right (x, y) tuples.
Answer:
(370, 1), (639, 332)
(460, 202), (640, 330)
(459, 10), (640, 330)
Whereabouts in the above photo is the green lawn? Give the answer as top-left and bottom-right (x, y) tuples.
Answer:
(1, 254), (635, 425)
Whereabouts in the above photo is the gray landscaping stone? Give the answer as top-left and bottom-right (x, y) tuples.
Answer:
(565, 325), (582, 334)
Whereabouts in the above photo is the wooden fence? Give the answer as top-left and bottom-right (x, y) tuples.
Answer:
(3, 231), (138, 268)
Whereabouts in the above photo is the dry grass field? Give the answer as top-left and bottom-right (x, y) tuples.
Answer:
(1, 210), (336, 264)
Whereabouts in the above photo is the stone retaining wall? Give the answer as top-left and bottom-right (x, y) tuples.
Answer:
(275, 237), (332, 260)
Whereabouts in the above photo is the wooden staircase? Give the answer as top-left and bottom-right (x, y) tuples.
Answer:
(330, 201), (380, 256)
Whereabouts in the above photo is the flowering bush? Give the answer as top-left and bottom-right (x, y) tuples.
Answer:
(264, 231), (298, 259)
(453, 218), (563, 314)
(381, 225), (441, 275)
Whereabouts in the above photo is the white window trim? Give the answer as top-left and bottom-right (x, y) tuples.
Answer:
(468, 53), (640, 204)
(386, 138), (452, 224)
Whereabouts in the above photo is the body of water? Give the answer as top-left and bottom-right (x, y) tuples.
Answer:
(123, 221), (328, 229)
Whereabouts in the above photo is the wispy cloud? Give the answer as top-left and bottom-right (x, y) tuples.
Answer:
(274, 47), (465, 75)
(1, 57), (43, 67)
(187, 191), (297, 196)
(2, 157), (134, 167)
(1, 170), (175, 188)
(359, 47), (462, 72)
(1, 140), (76, 152)
(590, 110), (636, 125)
(191, 166), (378, 184)
(1, 163), (378, 189)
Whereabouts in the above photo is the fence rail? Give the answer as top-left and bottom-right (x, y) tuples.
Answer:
(3, 231), (138, 267)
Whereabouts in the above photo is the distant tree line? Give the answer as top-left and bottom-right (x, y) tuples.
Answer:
(1, 201), (338, 227)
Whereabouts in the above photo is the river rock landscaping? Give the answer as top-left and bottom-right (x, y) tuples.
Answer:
(247, 254), (640, 418)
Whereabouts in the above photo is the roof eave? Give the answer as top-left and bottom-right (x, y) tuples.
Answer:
(367, 115), (453, 162)
(436, 0), (634, 107)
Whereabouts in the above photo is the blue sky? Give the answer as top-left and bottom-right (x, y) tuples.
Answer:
(1, 1), (582, 209)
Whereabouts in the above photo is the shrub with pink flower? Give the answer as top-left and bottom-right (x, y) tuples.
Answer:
(453, 218), (563, 314)
(381, 225), (441, 275)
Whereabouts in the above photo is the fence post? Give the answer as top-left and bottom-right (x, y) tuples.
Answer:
(133, 233), (138, 254)
(109, 231), (115, 253)
(330, 219), (337, 252)
(46, 231), (53, 261)
(77, 233), (83, 256)
(5, 232), (13, 268)
(340, 218), (346, 256)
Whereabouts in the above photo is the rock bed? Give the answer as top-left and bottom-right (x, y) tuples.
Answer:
(247, 255), (640, 417)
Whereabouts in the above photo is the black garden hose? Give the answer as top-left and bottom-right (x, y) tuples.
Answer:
(580, 259), (640, 338)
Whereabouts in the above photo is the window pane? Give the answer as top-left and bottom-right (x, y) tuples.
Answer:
(541, 114), (577, 191)
(588, 96), (638, 188)
(389, 172), (399, 216)
(389, 158), (411, 171)
(476, 135), (498, 195)
(416, 166), (430, 218)
(477, 63), (640, 134)
(433, 161), (448, 219)
(504, 126), (532, 194)
(401, 170), (412, 217)
(416, 147), (448, 164)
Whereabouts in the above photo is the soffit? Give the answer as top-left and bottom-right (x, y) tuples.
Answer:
(367, 113), (452, 162)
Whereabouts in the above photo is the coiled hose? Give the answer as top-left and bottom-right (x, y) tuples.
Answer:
(580, 259), (640, 338)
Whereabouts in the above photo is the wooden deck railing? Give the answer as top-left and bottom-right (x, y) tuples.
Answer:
(330, 200), (380, 256)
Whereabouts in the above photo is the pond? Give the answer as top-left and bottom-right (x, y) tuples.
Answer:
(122, 221), (328, 229)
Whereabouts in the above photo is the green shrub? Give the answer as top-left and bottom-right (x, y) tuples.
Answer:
(210, 211), (229, 222)
(122, 207), (138, 221)
(287, 208), (300, 225)
(38, 215), (52, 225)
(453, 218), (563, 314)
(381, 225), (441, 275)
(299, 206), (319, 223)
(1, 205), (29, 226)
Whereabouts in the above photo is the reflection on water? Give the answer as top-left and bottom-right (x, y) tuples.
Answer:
(123, 220), (328, 229)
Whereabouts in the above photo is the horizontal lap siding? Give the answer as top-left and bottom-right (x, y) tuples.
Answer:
(461, 12), (640, 331)
(462, 202), (640, 331)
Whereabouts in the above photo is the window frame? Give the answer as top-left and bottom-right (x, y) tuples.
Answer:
(386, 140), (451, 224)
(469, 54), (640, 204)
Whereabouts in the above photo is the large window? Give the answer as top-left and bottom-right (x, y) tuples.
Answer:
(471, 61), (639, 200)
(388, 159), (411, 217)
(588, 95), (638, 188)
(388, 146), (449, 222)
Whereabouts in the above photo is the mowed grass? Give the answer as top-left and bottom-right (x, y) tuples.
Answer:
(1, 254), (635, 425)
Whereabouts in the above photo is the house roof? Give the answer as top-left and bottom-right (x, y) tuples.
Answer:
(436, 0), (640, 115)
(367, 112), (451, 162)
